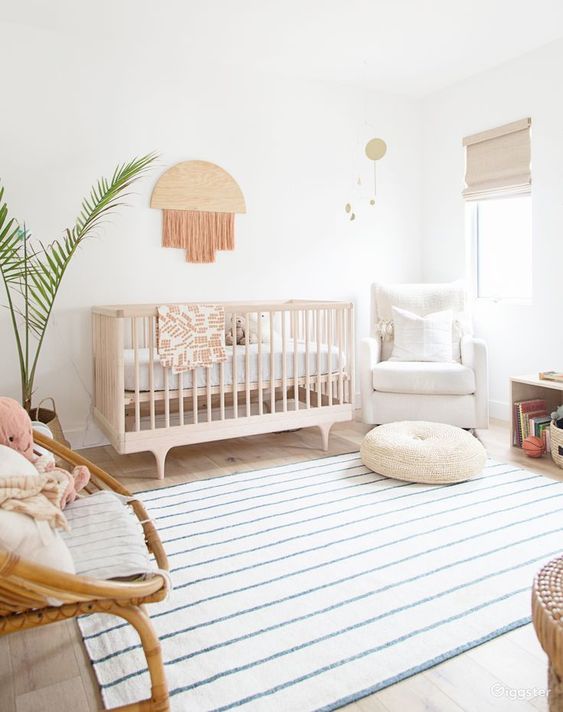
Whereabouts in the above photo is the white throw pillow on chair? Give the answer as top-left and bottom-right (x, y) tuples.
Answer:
(390, 306), (454, 362)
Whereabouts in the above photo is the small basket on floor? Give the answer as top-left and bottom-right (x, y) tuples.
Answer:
(550, 421), (563, 469)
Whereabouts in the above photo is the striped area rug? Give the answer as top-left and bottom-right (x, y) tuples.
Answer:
(79, 453), (563, 711)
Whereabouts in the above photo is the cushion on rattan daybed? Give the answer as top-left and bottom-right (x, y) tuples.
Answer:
(61, 491), (154, 580)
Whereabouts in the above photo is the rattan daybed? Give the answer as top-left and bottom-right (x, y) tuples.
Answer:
(0, 432), (170, 712)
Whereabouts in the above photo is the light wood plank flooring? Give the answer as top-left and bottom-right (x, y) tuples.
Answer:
(2, 418), (560, 712)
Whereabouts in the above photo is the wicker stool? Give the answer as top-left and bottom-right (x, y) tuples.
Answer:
(360, 421), (486, 484)
(532, 556), (563, 711)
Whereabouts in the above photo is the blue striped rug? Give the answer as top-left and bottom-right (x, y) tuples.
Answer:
(79, 453), (563, 711)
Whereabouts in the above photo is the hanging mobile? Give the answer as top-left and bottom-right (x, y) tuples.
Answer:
(364, 138), (387, 204)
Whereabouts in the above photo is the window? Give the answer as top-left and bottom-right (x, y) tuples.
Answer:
(472, 195), (532, 301)
(463, 118), (532, 302)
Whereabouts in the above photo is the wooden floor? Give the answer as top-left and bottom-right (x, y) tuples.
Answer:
(2, 417), (560, 712)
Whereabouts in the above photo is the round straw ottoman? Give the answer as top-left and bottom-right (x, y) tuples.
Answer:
(532, 556), (563, 711)
(360, 421), (486, 484)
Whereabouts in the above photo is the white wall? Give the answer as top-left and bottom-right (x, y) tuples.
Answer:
(421, 39), (563, 419)
(0, 20), (422, 445)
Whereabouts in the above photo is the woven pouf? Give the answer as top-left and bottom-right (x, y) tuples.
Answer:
(532, 556), (563, 711)
(360, 421), (487, 484)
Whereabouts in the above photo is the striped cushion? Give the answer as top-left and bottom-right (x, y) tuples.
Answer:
(61, 491), (153, 580)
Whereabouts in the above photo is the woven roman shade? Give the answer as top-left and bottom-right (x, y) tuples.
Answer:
(463, 118), (531, 200)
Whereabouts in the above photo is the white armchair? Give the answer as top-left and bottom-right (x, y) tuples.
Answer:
(360, 282), (489, 429)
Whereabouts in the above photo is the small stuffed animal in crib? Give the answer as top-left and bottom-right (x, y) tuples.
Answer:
(226, 315), (258, 346)
(0, 397), (90, 507)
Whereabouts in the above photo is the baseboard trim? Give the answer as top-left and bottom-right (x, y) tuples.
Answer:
(64, 425), (110, 451)
(489, 399), (510, 423)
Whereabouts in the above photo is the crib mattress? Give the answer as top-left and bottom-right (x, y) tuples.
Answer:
(123, 341), (344, 392)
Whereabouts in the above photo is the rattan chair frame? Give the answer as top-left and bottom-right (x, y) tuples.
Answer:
(0, 432), (170, 712)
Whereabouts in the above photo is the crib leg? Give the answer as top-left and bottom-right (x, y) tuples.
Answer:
(152, 448), (170, 480)
(318, 423), (333, 452)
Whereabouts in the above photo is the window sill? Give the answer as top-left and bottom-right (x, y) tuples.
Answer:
(474, 296), (533, 307)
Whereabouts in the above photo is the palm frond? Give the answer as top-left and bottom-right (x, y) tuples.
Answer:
(25, 152), (157, 340)
(0, 188), (24, 284)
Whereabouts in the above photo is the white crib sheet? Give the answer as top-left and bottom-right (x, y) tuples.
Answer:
(123, 341), (344, 392)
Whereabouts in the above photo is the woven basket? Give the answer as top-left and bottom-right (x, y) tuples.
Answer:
(29, 397), (70, 449)
(550, 421), (563, 470)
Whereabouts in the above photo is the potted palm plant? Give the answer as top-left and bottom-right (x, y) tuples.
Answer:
(0, 153), (156, 434)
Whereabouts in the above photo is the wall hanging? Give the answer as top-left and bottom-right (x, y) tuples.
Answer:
(151, 160), (246, 263)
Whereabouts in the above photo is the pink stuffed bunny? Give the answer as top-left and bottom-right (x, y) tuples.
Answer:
(0, 397), (90, 508)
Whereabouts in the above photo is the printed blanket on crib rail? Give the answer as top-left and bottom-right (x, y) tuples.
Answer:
(157, 304), (227, 374)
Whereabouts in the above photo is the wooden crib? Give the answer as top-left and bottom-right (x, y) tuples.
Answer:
(92, 300), (355, 478)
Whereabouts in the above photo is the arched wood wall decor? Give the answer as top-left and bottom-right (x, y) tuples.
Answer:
(151, 160), (246, 263)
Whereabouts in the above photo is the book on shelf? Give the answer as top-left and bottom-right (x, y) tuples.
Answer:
(525, 411), (548, 437)
(513, 399), (547, 447)
(529, 415), (552, 449)
(529, 415), (551, 435)
(539, 371), (563, 383)
(537, 420), (552, 450)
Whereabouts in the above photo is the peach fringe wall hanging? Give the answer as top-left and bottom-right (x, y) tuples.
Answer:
(150, 160), (246, 263)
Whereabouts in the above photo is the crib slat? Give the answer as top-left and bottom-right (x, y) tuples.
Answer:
(109, 317), (114, 427)
(220, 362), (225, 420)
(338, 308), (344, 404)
(257, 313), (263, 416)
(270, 311), (275, 414)
(97, 315), (103, 424)
(343, 307), (348, 404)
(109, 316), (113, 425)
(179, 371), (184, 426)
(207, 367), (212, 422)
(316, 308), (322, 407)
(305, 308), (310, 408)
(164, 365), (170, 428)
(132, 317), (140, 431)
(148, 316), (155, 430)
(293, 310), (299, 410)
(232, 313), (238, 419)
(245, 311), (251, 418)
(327, 308), (333, 407)
(281, 309), (287, 412)
(193, 367), (198, 424)
(115, 316), (125, 436)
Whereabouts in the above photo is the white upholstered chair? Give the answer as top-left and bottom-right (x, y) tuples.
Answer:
(360, 282), (489, 429)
